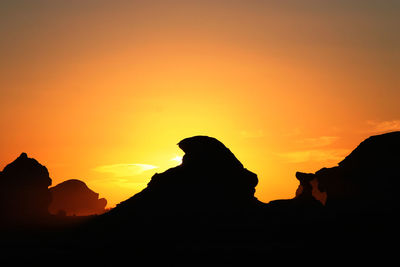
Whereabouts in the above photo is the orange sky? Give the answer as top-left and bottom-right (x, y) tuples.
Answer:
(1, 0), (399, 208)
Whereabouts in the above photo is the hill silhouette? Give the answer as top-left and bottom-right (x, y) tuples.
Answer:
(0, 153), (52, 224)
(92, 136), (263, 244)
(0, 153), (107, 228)
(1, 133), (399, 263)
(49, 179), (107, 216)
(87, 133), (398, 262)
(295, 131), (400, 214)
(108, 136), (261, 217)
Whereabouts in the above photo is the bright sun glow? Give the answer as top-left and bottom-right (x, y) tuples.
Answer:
(93, 163), (158, 177)
(171, 156), (183, 164)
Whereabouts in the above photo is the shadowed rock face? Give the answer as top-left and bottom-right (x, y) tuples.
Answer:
(0, 153), (52, 222)
(49, 179), (107, 216)
(295, 131), (400, 213)
(108, 136), (261, 220)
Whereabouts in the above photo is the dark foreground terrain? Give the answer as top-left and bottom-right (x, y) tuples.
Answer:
(1, 133), (399, 265)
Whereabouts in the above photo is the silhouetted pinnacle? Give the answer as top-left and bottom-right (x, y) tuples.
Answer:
(19, 152), (28, 159)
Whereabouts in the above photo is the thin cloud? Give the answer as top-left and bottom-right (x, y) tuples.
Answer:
(93, 163), (158, 177)
(279, 149), (349, 163)
(296, 136), (339, 148)
(367, 120), (400, 133)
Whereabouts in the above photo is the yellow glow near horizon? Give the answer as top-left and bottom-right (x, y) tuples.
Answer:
(93, 163), (158, 177)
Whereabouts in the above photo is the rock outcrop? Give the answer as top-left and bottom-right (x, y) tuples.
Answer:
(49, 179), (107, 216)
(0, 153), (52, 222)
(3, 134), (398, 261)
(106, 136), (261, 221)
(295, 131), (400, 213)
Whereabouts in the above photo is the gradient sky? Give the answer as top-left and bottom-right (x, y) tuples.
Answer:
(1, 0), (399, 208)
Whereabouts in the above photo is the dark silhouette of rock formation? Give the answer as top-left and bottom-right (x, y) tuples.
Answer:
(103, 136), (261, 224)
(0, 153), (52, 223)
(295, 131), (400, 214)
(49, 179), (107, 216)
(1, 133), (399, 263)
(88, 133), (399, 262)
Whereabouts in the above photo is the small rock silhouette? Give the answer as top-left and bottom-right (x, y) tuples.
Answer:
(49, 179), (107, 216)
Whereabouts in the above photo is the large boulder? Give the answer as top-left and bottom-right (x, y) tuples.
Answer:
(0, 153), (52, 222)
(106, 136), (261, 221)
(295, 131), (400, 213)
(49, 179), (107, 216)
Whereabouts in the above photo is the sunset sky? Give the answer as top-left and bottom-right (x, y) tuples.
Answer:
(1, 0), (399, 208)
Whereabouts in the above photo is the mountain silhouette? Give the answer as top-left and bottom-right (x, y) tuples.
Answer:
(295, 131), (400, 214)
(49, 179), (107, 216)
(102, 136), (261, 225)
(1, 133), (399, 263)
(86, 133), (399, 263)
(0, 153), (52, 224)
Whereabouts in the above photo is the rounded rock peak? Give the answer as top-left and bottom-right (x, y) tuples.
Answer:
(178, 135), (243, 168)
(339, 131), (400, 168)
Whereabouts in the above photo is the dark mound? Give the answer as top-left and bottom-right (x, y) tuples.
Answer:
(0, 153), (52, 223)
(49, 179), (107, 216)
(295, 131), (400, 213)
(101, 136), (261, 225)
(2, 134), (399, 262)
